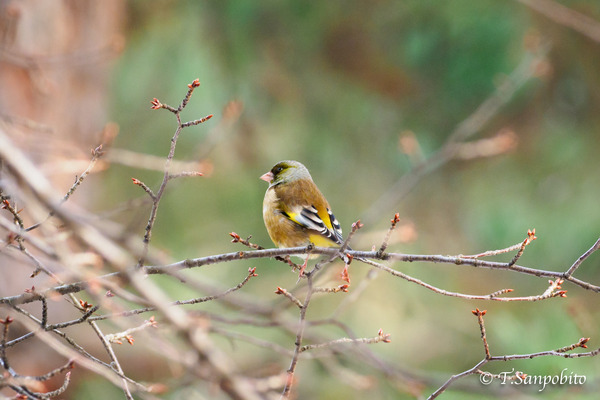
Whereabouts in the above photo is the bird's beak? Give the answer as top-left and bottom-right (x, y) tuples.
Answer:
(260, 171), (274, 183)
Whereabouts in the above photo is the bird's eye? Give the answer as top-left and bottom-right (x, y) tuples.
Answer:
(273, 166), (284, 174)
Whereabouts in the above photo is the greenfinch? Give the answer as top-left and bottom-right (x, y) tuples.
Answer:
(260, 160), (346, 274)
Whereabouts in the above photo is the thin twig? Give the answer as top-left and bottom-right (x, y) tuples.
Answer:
(25, 144), (104, 233)
(361, 44), (549, 225)
(32, 360), (74, 382)
(472, 309), (490, 359)
(6, 307), (149, 392)
(167, 171), (203, 180)
(137, 79), (212, 269)
(427, 311), (599, 399)
(230, 231), (299, 269)
(35, 371), (71, 398)
(3, 235), (599, 308)
(1, 316), (13, 369)
(564, 237), (600, 277)
(508, 229), (537, 266)
(313, 285), (350, 293)
(88, 320), (134, 399)
(460, 229), (536, 260)
(517, 0), (600, 43)
(378, 213), (401, 255)
(275, 287), (303, 309)
(282, 275), (314, 398)
(299, 330), (391, 352)
(105, 317), (157, 345)
(131, 178), (156, 200)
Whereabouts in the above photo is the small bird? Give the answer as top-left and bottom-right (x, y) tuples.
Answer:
(260, 160), (347, 276)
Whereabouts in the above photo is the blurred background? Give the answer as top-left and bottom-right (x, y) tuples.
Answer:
(1, 0), (599, 399)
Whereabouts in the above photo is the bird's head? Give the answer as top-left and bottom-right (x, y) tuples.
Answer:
(260, 160), (312, 187)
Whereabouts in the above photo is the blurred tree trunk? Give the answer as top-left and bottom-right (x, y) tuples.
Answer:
(0, 0), (124, 187)
(0, 2), (124, 391)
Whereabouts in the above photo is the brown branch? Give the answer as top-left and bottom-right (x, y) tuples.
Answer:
(63, 145), (104, 203)
(7, 307), (150, 394)
(303, 221), (364, 279)
(123, 269), (266, 400)
(131, 178), (156, 200)
(138, 79), (213, 269)
(34, 361), (75, 381)
(275, 287), (304, 309)
(210, 326), (294, 358)
(0, 196), (25, 230)
(299, 329), (391, 353)
(282, 275), (314, 398)
(428, 309), (599, 399)
(517, 0), (600, 43)
(555, 337), (590, 353)
(472, 309), (490, 359)
(460, 229), (536, 260)
(0, 316), (13, 369)
(25, 143), (104, 233)
(3, 232), (599, 308)
(181, 114), (214, 127)
(107, 148), (208, 174)
(105, 317), (157, 345)
(0, 129), (136, 269)
(361, 44), (549, 225)
(452, 129), (518, 160)
(35, 371), (71, 398)
(230, 231), (299, 269)
(508, 229), (537, 266)
(313, 284), (350, 293)
(564, 237), (600, 278)
(378, 213), (401, 255)
(88, 320), (134, 399)
(360, 257), (569, 301)
(7, 362), (99, 400)
(40, 268), (258, 331)
(167, 171), (203, 180)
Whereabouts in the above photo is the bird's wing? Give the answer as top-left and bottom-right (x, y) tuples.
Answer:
(284, 205), (344, 246)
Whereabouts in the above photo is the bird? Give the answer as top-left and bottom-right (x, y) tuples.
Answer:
(260, 160), (349, 276)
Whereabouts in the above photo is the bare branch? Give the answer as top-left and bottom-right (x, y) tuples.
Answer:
(428, 309), (599, 399)
(517, 0), (600, 43)
(472, 308), (490, 359)
(564, 237), (600, 278)
(299, 329), (391, 352)
(281, 275), (314, 398)
(138, 80), (213, 269)
(361, 44), (549, 225)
